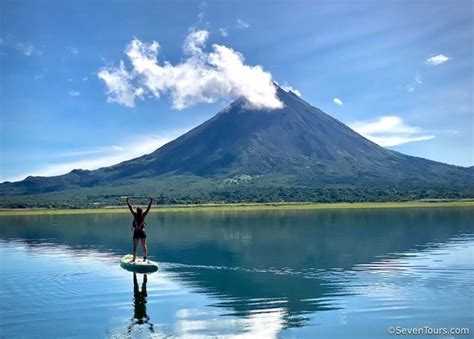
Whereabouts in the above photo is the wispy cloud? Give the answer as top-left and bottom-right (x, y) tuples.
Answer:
(67, 46), (79, 56)
(349, 116), (435, 147)
(197, 1), (208, 27)
(425, 54), (451, 66)
(219, 28), (228, 37)
(98, 30), (282, 110)
(55, 145), (124, 158)
(407, 74), (422, 92)
(4, 132), (185, 182)
(68, 90), (80, 97)
(333, 97), (343, 106)
(236, 18), (249, 29)
(16, 42), (42, 56)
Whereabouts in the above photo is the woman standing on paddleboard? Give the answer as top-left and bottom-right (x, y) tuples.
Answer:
(127, 197), (153, 262)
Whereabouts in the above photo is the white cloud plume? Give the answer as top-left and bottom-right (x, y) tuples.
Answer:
(68, 90), (80, 97)
(425, 54), (451, 66)
(3, 132), (184, 182)
(333, 97), (343, 106)
(281, 85), (301, 97)
(349, 115), (435, 147)
(98, 30), (282, 110)
(236, 18), (249, 29)
(98, 61), (139, 107)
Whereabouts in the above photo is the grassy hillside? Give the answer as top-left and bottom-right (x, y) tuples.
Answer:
(1, 174), (473, 208)
(1, 200), (473, 216)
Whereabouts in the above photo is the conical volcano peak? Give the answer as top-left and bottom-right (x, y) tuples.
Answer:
(1, 80), (472, 205)
(132, 85), (398, 177)
(219, 82), (306, 115)
(273, 82), (304, 98)
(220, 83), (307, 116)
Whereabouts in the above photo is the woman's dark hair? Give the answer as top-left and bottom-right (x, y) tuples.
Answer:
(136, 207), (143, 216)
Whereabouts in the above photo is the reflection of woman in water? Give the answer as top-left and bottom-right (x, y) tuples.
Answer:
(127, 273), (154, 334)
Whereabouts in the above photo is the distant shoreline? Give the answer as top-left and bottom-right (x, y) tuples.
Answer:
(0, 200), (473, 216)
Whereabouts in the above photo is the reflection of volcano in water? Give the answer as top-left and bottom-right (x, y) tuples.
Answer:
(167, 263), (347, 328)
(1, 208), (473, 328)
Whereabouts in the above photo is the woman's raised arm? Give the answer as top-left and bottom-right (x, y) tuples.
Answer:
(144, 197), (154, 217)
(126, 197), (136, 216)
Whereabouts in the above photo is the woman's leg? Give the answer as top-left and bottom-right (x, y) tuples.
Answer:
(132, 238), (139, 262)
(140, 238), (148, 260)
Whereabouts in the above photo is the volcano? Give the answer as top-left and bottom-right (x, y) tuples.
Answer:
(1, 85), (472, 207)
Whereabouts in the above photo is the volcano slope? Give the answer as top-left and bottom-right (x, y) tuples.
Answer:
(1, 86), (472, 207)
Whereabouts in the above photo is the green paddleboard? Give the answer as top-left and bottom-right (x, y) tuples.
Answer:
(120, 254), (158, 273)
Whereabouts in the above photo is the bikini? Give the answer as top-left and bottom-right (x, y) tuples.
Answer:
(132, 220), (147, 239)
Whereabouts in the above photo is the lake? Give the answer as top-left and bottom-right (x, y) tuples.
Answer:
(0, 207), (473, 338)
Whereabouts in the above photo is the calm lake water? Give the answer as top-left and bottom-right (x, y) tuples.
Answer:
(0, 207), (473, 338)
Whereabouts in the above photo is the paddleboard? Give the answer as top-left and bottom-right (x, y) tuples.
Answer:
(120, 254), (158, 273)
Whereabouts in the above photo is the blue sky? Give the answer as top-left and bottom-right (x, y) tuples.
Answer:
(1, 0), (472, 182)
